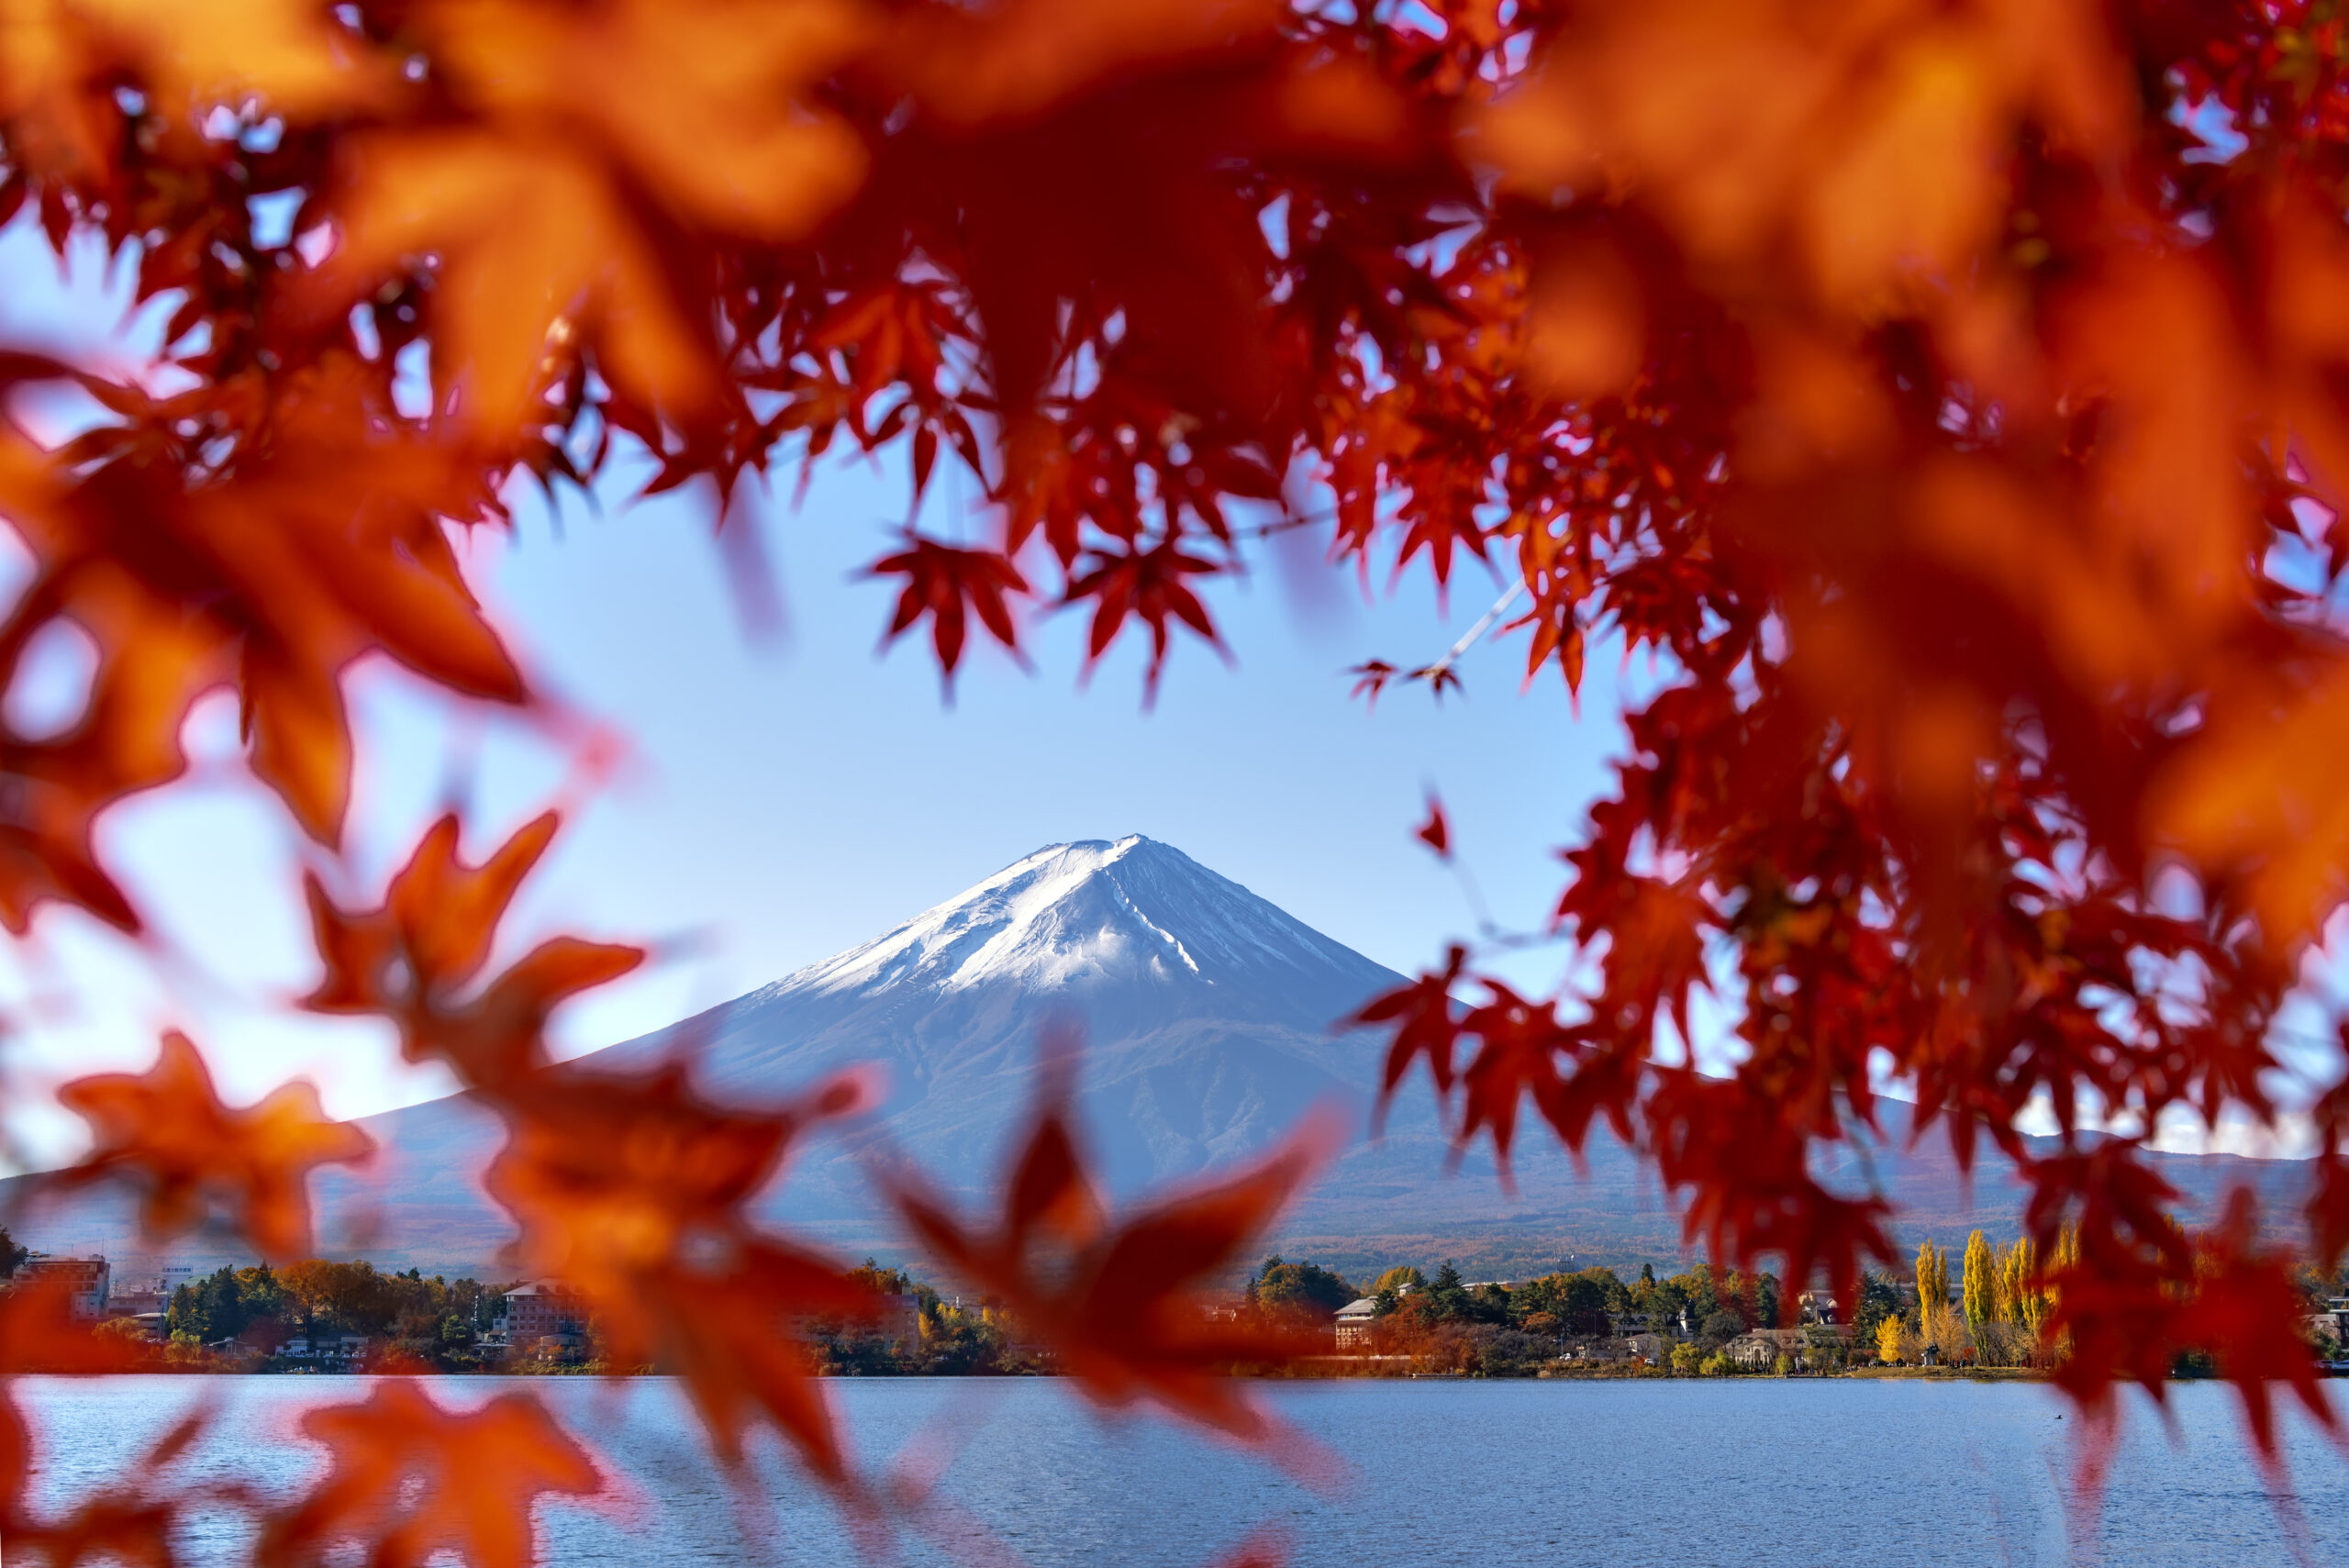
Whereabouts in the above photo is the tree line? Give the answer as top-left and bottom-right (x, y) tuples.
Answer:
(144, 1262), (507, 1371)
(1246, 1255), (1793, 1377)
(1867, 1232), (2349, 1374)
(1868, 1233), (2061, 1370)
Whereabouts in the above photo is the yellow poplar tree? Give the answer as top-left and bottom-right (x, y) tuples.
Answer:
(1913, 1240), (1948, 1343)
(2000, 1238), (2047, 1335)
(1961, 1230), (1996, 1334)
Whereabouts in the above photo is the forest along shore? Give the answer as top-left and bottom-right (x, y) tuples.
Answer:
(24, 1240), (2347, 1380)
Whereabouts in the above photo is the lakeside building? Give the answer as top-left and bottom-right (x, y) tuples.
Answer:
(281, 1334), (369, 1366)
(870, 1292), (923, 1351)
(503, 1281), (593, 1358)
(20, 1255), (110, 1320)
(2305, 1297), (2349, 1347)
(101, 1265), (195, 1327)
(1333, 1297), (1378, 1348)
(103, 1288), (169, 1322)
(1724, 1328), (1807, 1370)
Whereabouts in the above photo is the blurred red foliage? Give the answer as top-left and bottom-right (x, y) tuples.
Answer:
(0, 0), (2343, 1553)
(255, 1381), (599, 1568)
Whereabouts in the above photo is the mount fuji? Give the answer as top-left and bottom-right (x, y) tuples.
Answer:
(12, 837), (2318, 1278)
(311, 834), (1442, 1262)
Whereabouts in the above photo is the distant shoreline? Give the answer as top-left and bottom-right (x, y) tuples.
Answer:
(17, 1362), (2070, 1383)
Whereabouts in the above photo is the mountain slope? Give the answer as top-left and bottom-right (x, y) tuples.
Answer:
(6, 837), (2319, 1276)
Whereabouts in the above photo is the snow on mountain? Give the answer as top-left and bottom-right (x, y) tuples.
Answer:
(760, 836), (1384, 1006)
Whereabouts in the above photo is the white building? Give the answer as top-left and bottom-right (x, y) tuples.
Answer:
(1333, 1297), (1379, 1348)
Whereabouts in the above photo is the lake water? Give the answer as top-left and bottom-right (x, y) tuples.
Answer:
(9, 1375), (2345, 1565)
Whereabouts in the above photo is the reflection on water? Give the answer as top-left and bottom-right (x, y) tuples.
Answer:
(12, 1375), (2344, 1566)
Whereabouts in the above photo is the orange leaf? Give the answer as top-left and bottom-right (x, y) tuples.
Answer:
(484, 1062), (877, 1476)
(303, 813), (643, 1090)
(54, 1032), (373, 1261)
(257, 1381), (600, 1568)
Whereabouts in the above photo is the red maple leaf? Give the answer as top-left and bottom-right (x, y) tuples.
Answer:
(879, 1039), (1341, 1460)
(1449, 982), (1575, 1184)
(1346, 659), (1398, 708)
(0, 1276), (155, 1537)
(1414, 795), (1452, 857)
(1064, 540), (1225, 700)
(2175, 1189), (2339, 1463)
(1354, 944), (1467, 1130)
(1644, 1071), (1897, 1320)
(8, 1404), (240, 1568)
(866, 535), (1030, 676)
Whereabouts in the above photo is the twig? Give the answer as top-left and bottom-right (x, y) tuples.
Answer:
(1412, 579), (1527, 695)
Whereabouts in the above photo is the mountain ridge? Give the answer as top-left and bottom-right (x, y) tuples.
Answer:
(2, 836), (2318, 1278)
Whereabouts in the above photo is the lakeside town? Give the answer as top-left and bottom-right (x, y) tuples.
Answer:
(12, 1231), (2349, 1380)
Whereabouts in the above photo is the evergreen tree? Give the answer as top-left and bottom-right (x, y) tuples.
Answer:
(1422, 1261), (1469, 1322)
(1961, 1230), (1996, 1334)
(166, 1267), (252, 1343)
(1848, 1270), (1900, 1346)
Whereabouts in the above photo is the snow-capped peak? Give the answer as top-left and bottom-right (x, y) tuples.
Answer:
(774, 837), (1377, 1000)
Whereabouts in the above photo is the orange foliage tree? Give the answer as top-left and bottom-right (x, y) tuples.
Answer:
(0, 0), (2345, 1556)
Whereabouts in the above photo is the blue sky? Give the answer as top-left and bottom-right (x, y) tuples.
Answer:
(0, 216), (1641, 1161)
(1, 215), (2329, 1168)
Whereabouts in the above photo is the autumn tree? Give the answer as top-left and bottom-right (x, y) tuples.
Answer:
(1914, 1240), (1971, 1361)
(1998, 1238), (2048, 1340)
(1961, 1231), (1996, 1337)
(0, 0), (2344, 1553)
(1913, 1241), (1948, 1321)
(1250, 1258), (1360, 1319)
